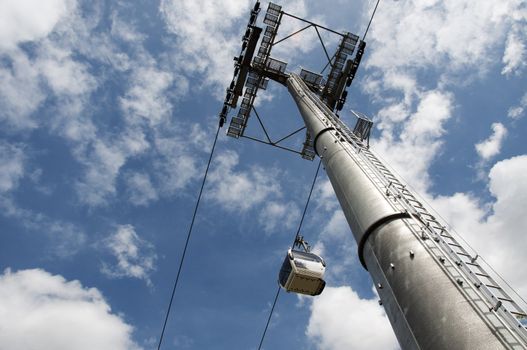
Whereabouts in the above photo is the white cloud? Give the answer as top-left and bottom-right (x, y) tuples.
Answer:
(0, 268), (141, 350)
(0, 49), (45, 129)
(314, 179), (339, 212)
(307, 286), (398, 350)
(101, 225), (157, 286)
(160, 0), (252, 92)
(110, 11), (147, 44)
(361, 0), (526, 166)
(311, 208), (360, 286)
(0, 42), (96, 131)
(508, 92), (527, 120)
(125, 172), (158, 206)
(0, 1), (188, 210)
(321, 210), (349, 241)
(475, 122), (507, 161)
(0, 0), (69, 50)
(372, 89), (454, 193)
(362, 71), (455, 196)
(427, 155), (527, 297)
(367, 0), (524, 75)
(37, 43), (97, 96)
(0, 142), (25, 193)
(359, 0), (524, 191)
(153, 132), (201, 195)
(207, 150), (281, 211)
(508, 106), (523, 119)
(502, 29), (527, 76)
(120, 65), (175, 127)
(258, 201), (300, 233)
(75, 130), (149, 206)
(477, 155), (527, 296)
(0, 1), (102, 131)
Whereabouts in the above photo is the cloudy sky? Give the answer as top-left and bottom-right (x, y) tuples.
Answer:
(0, 0), (526, 349)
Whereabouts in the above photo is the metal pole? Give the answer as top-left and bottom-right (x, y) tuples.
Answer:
(287, 73), (514, 350)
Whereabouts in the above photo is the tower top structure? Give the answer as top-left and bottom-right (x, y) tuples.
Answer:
(219, 1), (370, 159)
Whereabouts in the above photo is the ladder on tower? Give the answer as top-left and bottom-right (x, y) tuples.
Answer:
(305, 88), (527, 348)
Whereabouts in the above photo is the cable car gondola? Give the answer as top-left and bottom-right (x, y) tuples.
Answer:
(278, 243), (326, 296)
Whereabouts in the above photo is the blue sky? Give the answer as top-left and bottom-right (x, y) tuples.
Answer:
(0, 0), (526, 349)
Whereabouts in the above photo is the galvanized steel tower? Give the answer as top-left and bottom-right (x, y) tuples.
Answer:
(220, 2), (527, 349)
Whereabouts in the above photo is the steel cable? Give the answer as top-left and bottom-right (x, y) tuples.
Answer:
(363, 0), (381, 41)
(157, 125), (221, 350)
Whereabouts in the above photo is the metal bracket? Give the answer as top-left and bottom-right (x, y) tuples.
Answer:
(294, 235), (311, 252)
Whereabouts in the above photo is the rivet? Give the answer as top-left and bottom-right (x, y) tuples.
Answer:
(378, 299), (383, 306)
(439, 257), (445, 263)
(409, 250), (415, 259)
(377, 283), (383, 289)
(456, 278), (463, 286)
(390, 263), (395, 269)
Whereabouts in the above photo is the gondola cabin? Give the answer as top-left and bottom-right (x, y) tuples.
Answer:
(278, 248), (326, 296)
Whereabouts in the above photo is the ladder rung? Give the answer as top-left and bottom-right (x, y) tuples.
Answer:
(456, 252), (471, 257)
(498, 297), (515, 303)
(407, 197), (421, 203)
(418, 211), (435, 218)
(510, 310), (527, 317)
(448, 242), (462, 248)
(466, 261), (479, 266)
(485, 284), (501, 289)
(475, 272), (490, 278)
